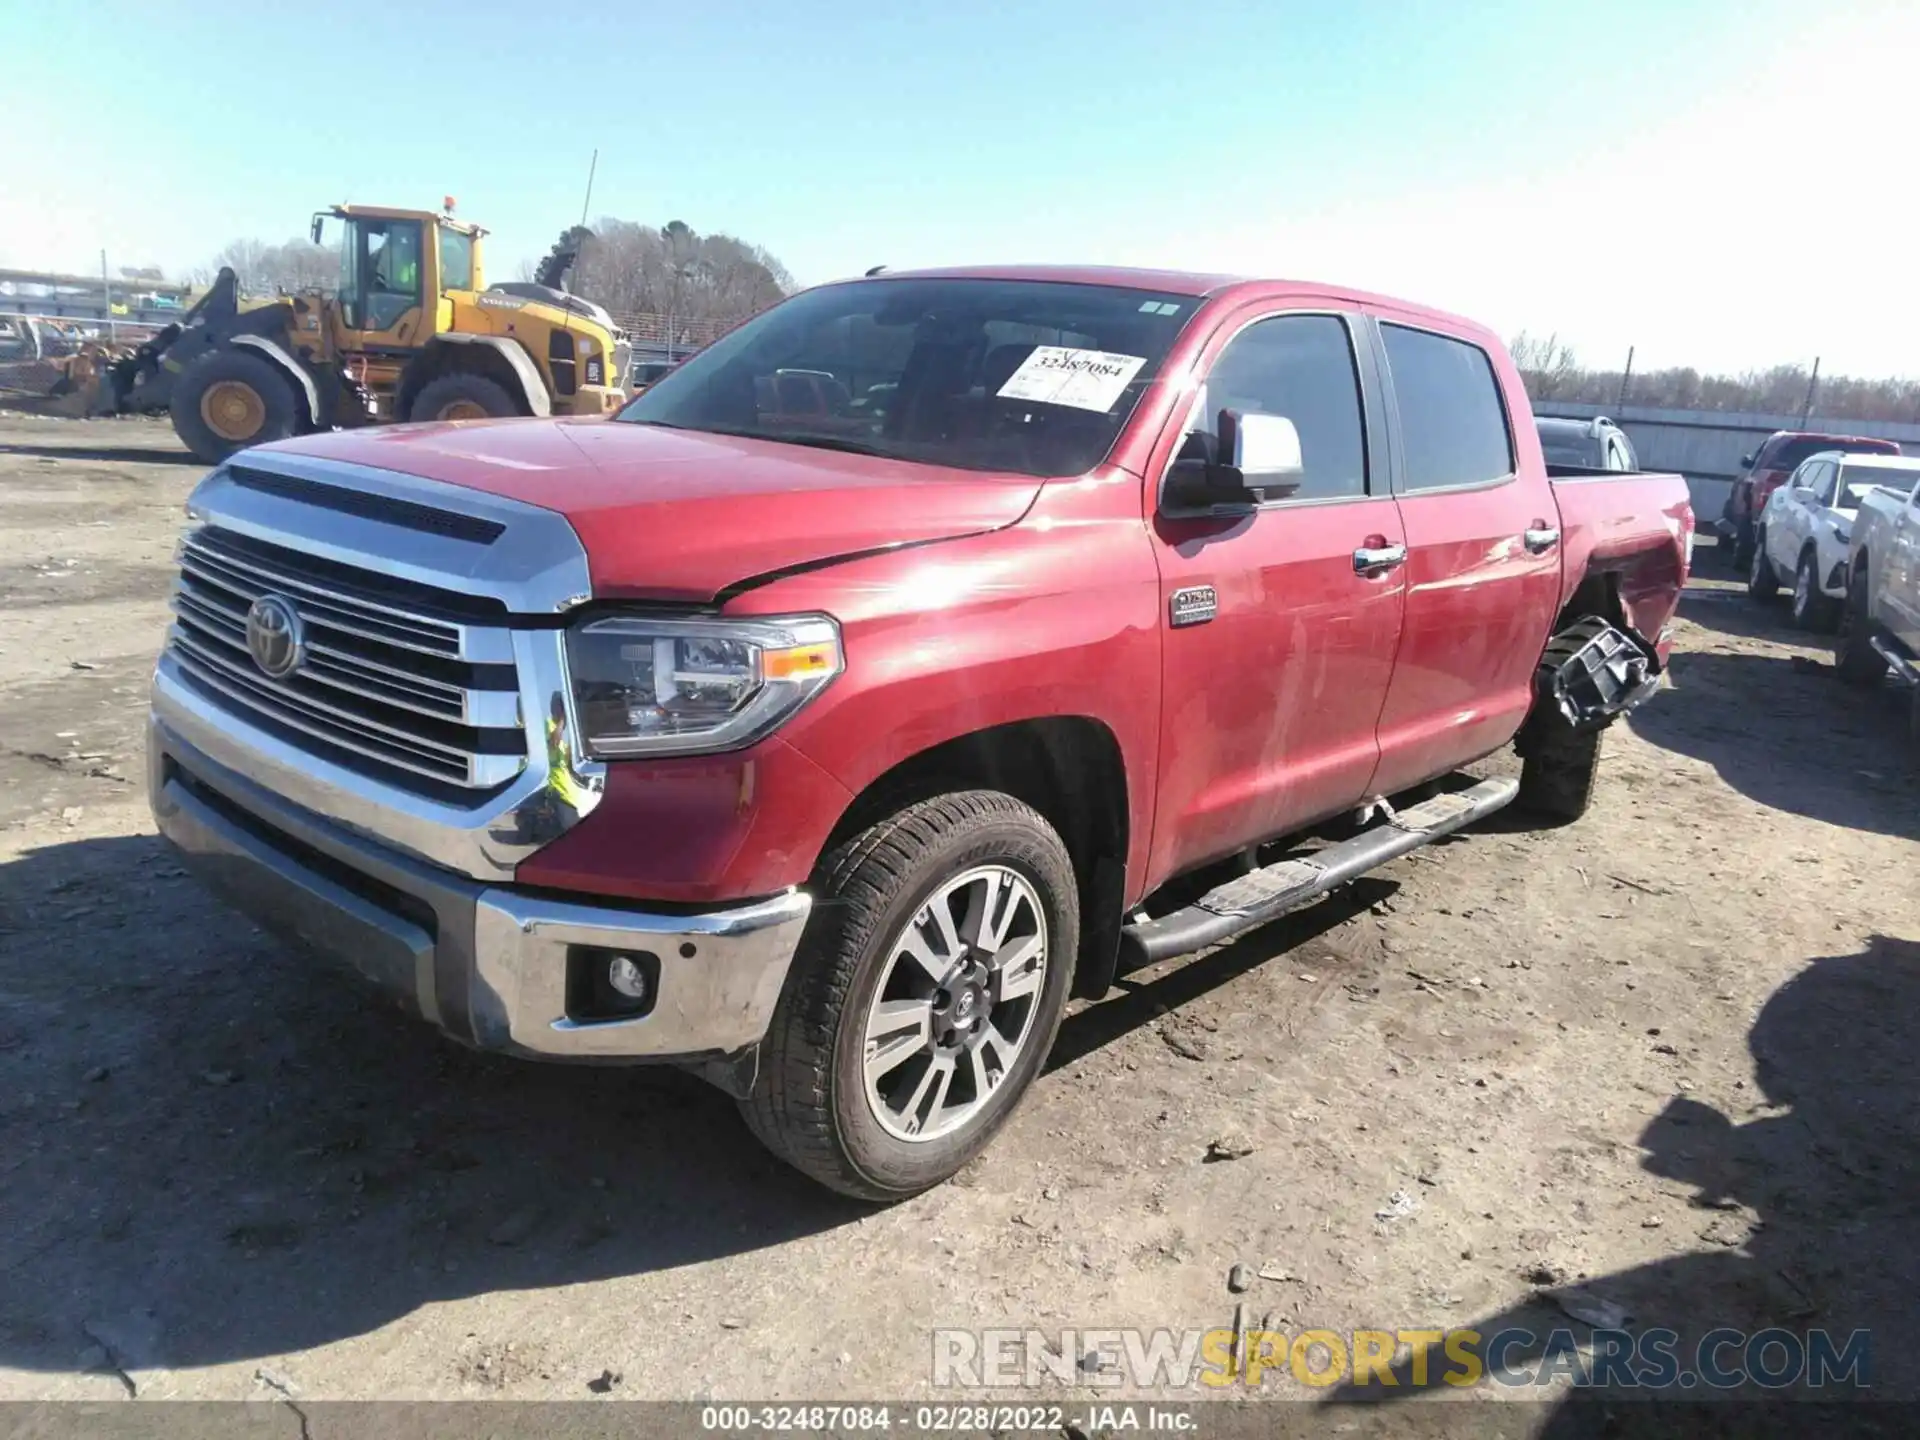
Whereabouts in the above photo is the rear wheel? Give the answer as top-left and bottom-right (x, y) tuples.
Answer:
(1835, 565), (1888, 687)
(170, 348), (299, 464)
(741, 791), (1078, 1200)
(1747, 530), (1780, 600)
(1791, 548), (1840, 632)
(409, 373), (519, 423)
(1516, 716), (1604, 824)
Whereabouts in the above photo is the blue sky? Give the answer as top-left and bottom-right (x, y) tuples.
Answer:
(5, 0), (1917, 375)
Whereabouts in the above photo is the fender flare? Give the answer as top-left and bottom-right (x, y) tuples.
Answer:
(226, 334), (321, 426)
(418, 334), (551, 417)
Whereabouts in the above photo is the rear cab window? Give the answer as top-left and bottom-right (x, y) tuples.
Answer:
(1380, 323), (1514, 491)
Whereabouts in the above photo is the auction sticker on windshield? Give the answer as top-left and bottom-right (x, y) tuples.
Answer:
(996, 346), (1148, 413)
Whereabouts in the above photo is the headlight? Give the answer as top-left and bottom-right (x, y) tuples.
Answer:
(565, 613), (842, 758)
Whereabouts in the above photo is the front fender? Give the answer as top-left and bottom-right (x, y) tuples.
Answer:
(227, 334), (321, 426)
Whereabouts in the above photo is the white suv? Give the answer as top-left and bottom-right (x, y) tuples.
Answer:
(1749, 450), (1920, 631)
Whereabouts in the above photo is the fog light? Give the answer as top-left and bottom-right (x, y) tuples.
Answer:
(607, 953), (651, 1001)
(566, 945), (661, 1022)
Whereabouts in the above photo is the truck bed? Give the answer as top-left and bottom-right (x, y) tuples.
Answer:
(1549, 466), (1694, 664)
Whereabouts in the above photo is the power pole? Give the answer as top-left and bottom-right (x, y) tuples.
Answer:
(1616, 345), (1634, 411)
(1800, 357), (1821, 426)
(101, 249), (114, 341)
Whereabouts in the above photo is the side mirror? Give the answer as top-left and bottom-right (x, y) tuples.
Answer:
(1164, 409), (1305, 510)
(1740, 452), (1756, 468)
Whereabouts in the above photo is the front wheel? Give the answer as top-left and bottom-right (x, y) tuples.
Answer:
(742, 791), (1078, 1200)
(170, 348), (300, 464)
(1791, 549), (1840, 632)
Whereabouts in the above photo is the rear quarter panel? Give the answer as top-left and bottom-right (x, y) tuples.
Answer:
(1551, 471), (1694, 663)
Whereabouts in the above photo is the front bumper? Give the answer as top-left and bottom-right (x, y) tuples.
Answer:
(150, 717), (810, 1065)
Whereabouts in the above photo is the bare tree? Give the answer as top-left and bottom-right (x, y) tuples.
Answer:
(1511, 342), (1920, 425)
(548, 217), (793, 348)
(1508, 331), (1581, 400)
(198, 236), (339, 297)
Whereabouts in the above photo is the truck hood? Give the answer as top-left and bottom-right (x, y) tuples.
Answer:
(269, 419), (1044, 603)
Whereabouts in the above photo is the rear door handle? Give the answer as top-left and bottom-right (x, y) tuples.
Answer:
(1353, 543), (1408, 575)
(1524, 527), (1561, 553)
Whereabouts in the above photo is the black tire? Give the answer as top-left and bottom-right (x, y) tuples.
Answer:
(741, 791), (1079, 1201)
(1835, 565), (1887, 687)
(1516, 718), (1604, 824)
(169, 348), (300, 465)
(1790, 548), (1840, 632)
(1746, 531), (1780, 600)
(1731, 522), (1756, 572)
(409, 373), (520, 423)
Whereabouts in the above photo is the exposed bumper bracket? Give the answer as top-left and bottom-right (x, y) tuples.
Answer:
(1540, 617), (1661, 731)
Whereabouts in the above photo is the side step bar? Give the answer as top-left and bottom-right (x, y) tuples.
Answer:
(1870, 635), (1920, 686)
(1115, 775), (1520, 973)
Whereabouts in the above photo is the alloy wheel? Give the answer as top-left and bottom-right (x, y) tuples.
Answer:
(861, 864), (1049, 1143)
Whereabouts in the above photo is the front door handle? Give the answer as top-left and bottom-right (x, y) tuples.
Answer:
(1353, 543), (1408, 575)
(1524, 527), (1562, 553)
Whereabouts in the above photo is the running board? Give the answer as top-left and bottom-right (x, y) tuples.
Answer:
(1115, 776), (1520, 972)
(1870, 635), (1920, 686)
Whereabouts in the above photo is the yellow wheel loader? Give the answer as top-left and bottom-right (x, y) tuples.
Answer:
(82, 204), (630, 464)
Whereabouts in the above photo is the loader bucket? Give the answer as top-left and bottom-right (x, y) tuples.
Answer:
(42, 348), (122, 417)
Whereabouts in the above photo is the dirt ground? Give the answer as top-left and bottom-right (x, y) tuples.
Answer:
(1, 415), (1915, 1422)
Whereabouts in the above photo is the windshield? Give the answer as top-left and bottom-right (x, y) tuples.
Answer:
(617, 277), (1197, 478)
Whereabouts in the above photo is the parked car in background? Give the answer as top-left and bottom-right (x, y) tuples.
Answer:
(1720, 430), (1902, 568)
(1535, 415), (1637, 472)
(628, 358), (678, 391)
(1748, 452), (1920, 631)
(147, 266), (1693, 1198)
(1837, 456), (1920, 740)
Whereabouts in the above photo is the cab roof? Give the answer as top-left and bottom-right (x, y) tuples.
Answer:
(328, 204), (486, 236)
(843, 264), (1493, 341)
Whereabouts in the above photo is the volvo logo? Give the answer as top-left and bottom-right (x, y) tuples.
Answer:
(245, 595), (304, 680)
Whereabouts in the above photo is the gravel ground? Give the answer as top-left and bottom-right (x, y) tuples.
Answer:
(0, 415), (1914, 1424)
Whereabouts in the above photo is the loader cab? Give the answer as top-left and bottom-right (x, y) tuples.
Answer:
(312, 206), (487, 353)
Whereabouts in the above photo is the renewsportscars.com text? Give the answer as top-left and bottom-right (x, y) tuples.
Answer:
(933, 1326), (1870, 1392)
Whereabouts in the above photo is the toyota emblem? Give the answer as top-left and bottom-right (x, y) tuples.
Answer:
(245, 595), (304, 679)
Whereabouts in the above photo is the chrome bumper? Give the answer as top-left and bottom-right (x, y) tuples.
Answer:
(149, 716), (810, 1065)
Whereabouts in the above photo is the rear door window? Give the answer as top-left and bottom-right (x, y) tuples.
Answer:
(1381, 324), (1514, 491)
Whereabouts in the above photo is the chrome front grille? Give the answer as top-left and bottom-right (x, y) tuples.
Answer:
(167, 528), (527, 792)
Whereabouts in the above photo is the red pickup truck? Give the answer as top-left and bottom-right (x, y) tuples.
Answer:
(149, 266), (1692, 1198)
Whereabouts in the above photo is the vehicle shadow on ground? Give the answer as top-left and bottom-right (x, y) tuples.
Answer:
(1629, 647), (1919, 842)
(0, 441), (200, 466)
(0, 833), (1387, 1382)
(0, 833), (866, 1380)
(1050, 880), (1393, 1071)
(1325, 932), (1920, 1431)
(1672, 581), (1814, 646)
